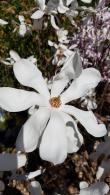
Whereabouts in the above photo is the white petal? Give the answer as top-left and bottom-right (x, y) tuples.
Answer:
(97, 159), (110, 179)
(29, 181), (42, 195)
(61, 68), (102, 104)
(19, 24), (27, 36)
(51, 77), (69, 97)
(0, 19), (8, 25)
(66, 0), (74, 6)
(96, 166), (104, 180)
(18, 15), (25, 22)
(48, 40), (55, 47)
(37, 0), (46, 10)
(61, 112), (83, 153)
(9, 50), (21, 62)
(80, 182), (89, 189)
(40, 110), (67, 165)
(16, 108), (50, 152)
(0, 87), (46, 112)
(81, 0), (92, 3)
(27, 56), (37, 64)
(61, 51), (82, 79)
(13, 59), (50, 99)
(0, 153), (27, 171)
(31, 10), (44, 19)
(51, 51), (82, 97)
(50, 15), (59, 30)
(58, 0), (69, 13)
(61, 105), (107, 137)
(27, 169), (42, 180)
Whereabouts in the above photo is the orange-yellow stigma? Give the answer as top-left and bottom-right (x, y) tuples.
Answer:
(49, 97), (61, 108)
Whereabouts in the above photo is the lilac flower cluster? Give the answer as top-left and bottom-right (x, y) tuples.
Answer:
(70, 0), (110, 82)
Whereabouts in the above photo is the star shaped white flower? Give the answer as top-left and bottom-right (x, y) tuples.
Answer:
(31, 0), (69, 20)
(18, 15), (31, 37)
(50, 15), (69, 44)
(0, 51), (107, 165)
(48, 40), (73, 66)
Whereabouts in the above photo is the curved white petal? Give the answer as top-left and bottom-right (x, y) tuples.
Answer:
(97, 159), (110, 179)
(61, 105), (107, 137)
(27, 169), (42, 180)
(9, 50), (21, 62)
(61, 68), (102, 104)
(61, 51), (82, 79)
(19, 24), (27, 36)
(0, 153), (27, 171)
(66, 0), (74, 6)
(18, 15), (25, 22)
(81, 0), (92, 3)
(61, 112), (83, 153)
(40, 110), (67, 165)
(51, 77), (69, 97)
(96, 166), (104, 180)
(0, 19), (8, 25)
(31, 10), (44, 19)
(80, 182), (89, 189)
(37, 0), (46, 10)
(80, 182), (109, 195)
(29, 181), (42, 195)
(13, 59), (50, 99)
(50, 15), (59, 30)
(0, 87), (46, 112)
(16, 108), (50, 152)
(58, 0), (69, 13)
(51, 51), (82, 97)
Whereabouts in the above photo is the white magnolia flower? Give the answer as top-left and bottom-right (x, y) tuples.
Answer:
(0, 153), (27, 171)
(31, 0), (76, 30)
(48, 40), (73, 66)
(79, 181), (109, 195)
(0, 51), (107, 165)
(31, 0), (69, 20)
(1, 50), (37, 66)
(31, 1), (46, 20)
(0, 19), (8, 26)
(18, 15), (28, 37)
(57, 0), (69, 13)
(51, 15), (69, 43)
(65, 0), (78, 25)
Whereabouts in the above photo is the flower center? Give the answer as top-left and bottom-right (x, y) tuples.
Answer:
(49, 97), (61, 108)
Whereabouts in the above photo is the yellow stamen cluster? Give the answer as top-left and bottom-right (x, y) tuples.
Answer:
(49, 97), (61, 108)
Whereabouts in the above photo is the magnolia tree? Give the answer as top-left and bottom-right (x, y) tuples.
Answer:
(0, 0), (110, 194)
